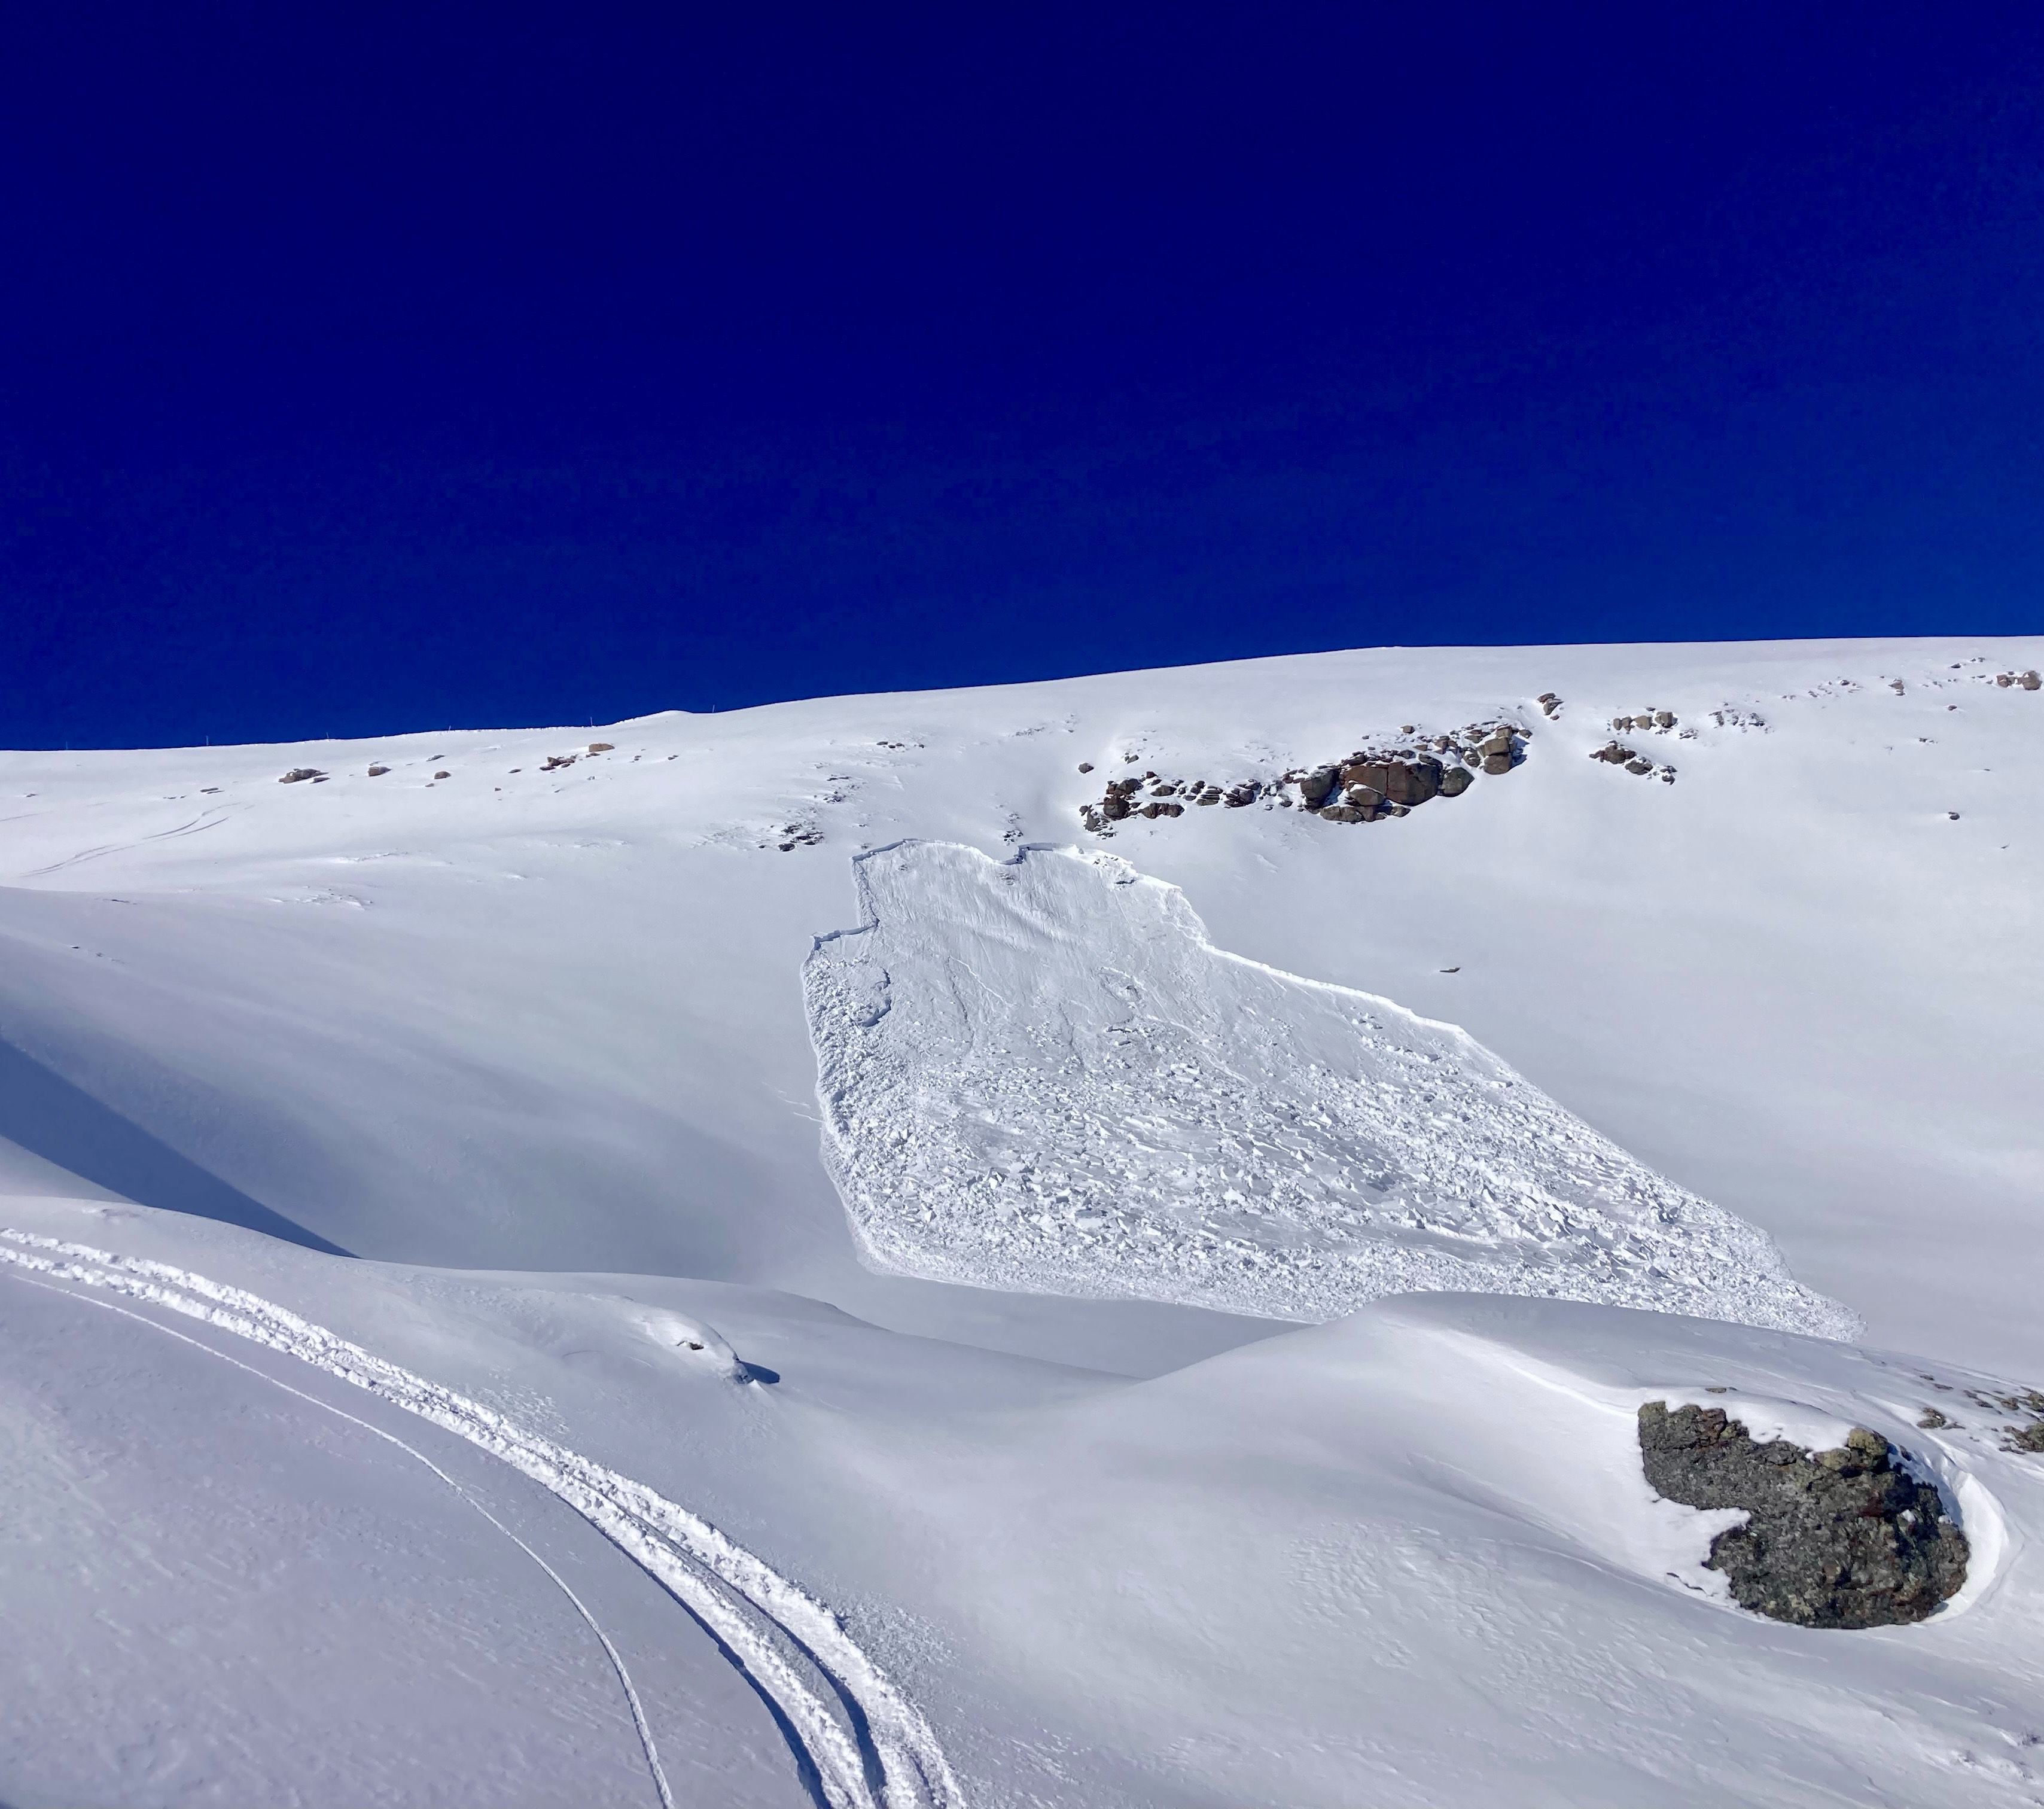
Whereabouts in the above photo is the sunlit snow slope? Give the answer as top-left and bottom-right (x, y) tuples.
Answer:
(807, 839), (1853, 1334)
(1, 636), (2042, 1807)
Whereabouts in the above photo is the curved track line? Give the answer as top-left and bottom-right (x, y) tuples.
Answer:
(0, 1265), (675, 1809)
(0, 1228), (962, 1809)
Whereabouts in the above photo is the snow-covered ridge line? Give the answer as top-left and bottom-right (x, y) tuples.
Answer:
(0, 1228), (962, 1809)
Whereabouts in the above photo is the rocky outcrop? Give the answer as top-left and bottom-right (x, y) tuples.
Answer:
(1638, 1402), (1967, 1628)
(1077, 713), (1535, 836)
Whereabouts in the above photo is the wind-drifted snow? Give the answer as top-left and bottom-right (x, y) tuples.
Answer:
(807, 840), (1856, 1336)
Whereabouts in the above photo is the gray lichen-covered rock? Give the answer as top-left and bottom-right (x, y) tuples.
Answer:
(1638, 1402), (1967, 1628)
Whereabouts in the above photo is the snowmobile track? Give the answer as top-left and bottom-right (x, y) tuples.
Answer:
(0, 1226), (963, 1809)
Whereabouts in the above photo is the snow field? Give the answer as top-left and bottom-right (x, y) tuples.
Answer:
(0, 1226), (960, 1809)
(806, 840), (1856, 1336)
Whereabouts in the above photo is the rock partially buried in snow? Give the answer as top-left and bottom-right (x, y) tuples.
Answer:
(1638, 1402), (1967, 1628)
(632, 1307), (754, 1382)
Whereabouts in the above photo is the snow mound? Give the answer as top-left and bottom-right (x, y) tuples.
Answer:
(806, 841), (1856, 1336)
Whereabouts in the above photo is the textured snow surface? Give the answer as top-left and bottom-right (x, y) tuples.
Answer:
(808, 840), (1856, 1336)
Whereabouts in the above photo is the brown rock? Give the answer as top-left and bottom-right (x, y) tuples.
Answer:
(587, 742), (614, 753)
(1482, 753), (1512, 775)
(367, 765), (389, 776)
(1438, 766), (1472, 797)
(2023, 672), (2042, 690)
(279, 768), (325, 784)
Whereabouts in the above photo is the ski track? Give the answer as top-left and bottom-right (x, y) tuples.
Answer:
(0, 1227), (962, 1809)
(0, 1262), (677, 1809)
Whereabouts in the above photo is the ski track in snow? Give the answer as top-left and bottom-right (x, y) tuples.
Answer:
(0, 1262), (678, 1809)
(806, 841), (1857, 1339)
(0, 1228), (962, 1809)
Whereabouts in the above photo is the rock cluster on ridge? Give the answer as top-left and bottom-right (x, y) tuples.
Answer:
(1077, 715), (1533, 836)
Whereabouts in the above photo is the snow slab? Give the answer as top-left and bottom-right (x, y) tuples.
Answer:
(808, 839), (1854, 1336)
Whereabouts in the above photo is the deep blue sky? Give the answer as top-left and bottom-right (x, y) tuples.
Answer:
(6, 4), (2042, 748)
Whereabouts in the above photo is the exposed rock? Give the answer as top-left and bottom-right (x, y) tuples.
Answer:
(279, 768), (326, 784)
(1342, 758), (1440, 805)
(1102, 796), (1132, 820)
(1150, 782), (1177, 796)
(2024, 671), (2042, 690)
(1625, 757), (1653, 775)
(434, 770), (452, 779)
(1299, 768), (1341, 808)
(1638, 1402), (1966, 1628)
(1653, 710), (1676, 728)
(367, 765), (389, 777)
(1223, 784), (1257, 808)
(1482, 753), (1512, 775)
(1077, 762), (1093, 773)
(587, 742), (615, 753)
(1437, 766), (1473, 797)
(1320, 803), (1365, 823)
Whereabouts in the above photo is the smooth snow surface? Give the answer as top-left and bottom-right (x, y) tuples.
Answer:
(809, 840), (1854, 1335)
(3, 636), (2044, 1805)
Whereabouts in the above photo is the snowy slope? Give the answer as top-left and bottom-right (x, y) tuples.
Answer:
(806, 839), (1851, 1333)
(2, 636), (2043, 1804)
